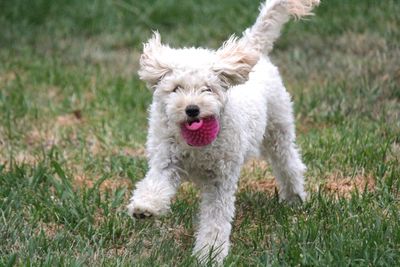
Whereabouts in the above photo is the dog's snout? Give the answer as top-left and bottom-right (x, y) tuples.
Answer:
(185, 105), (200, 118)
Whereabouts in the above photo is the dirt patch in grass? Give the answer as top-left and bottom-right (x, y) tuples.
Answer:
(74, 174), (131, 192)
(239, 159), (276, 195)
(122, 147), (146, 158)
(240, 159), (272, 182)
(25, 126), (60, 149)
(167, 224), (194, 248)
(21, 112), (99, 156)
(105, 246), (129, 258)
(322, 172), (376, 198)
(13, 151), (38, 166)
(35, 222), (64, 238)
(23, 111), (83, 150)
(240, 178), (277, 195)
(0, 71), (17, 86)
(386, 142), (400, 162)
(238, 159), (376, 198)
(101, 178), (131, 191)
(0, 140), (39, 169)
(56, 111), (84, 126)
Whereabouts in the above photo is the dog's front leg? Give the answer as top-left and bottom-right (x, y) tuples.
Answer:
(127, 166), (180, 218)
(193, 169), (239, 264)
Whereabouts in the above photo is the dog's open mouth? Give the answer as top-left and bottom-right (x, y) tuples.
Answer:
(181, 116), (220, 147)
(185, 118), (204, 131)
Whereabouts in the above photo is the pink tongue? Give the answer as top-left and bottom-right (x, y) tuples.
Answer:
(185, 119), (203, 131)
(181, 116), (220, 147)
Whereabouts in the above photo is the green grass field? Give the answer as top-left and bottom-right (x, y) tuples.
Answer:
(1, 0), (399, 266)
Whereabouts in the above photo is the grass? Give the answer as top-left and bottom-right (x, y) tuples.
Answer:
(0, 0), (399, 266)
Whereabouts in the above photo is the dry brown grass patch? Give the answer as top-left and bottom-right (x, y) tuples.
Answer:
(322, 172), (376, 198)
(386, 142), (400, 162)
(239, 160), (376, 198)
(35, 222), (64, 238)
(166, 224), (194, 248)
(239, 159), (277, 194)
(73, 174), (131, 192)
(56, 111), (84, 126)
(0, 71), (17, 86)
(241, 179), (278, 195)
(122, 147), (146, 158)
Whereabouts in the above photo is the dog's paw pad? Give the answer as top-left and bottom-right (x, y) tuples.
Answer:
(133, 212), (153, 219)
(127, 201), (161, 219)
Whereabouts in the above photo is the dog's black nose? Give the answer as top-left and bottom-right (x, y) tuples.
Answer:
(185, 105), (200, 118)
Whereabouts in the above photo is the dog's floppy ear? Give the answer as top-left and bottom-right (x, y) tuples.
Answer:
(138, 32), (171, 89)
(213, 36), (259, 88)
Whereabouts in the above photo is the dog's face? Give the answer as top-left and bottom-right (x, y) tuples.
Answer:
(138, 33), (259, 131)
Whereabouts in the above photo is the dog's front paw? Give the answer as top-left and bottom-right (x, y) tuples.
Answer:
(127, 201), (154, 219)
(127, 194), (170, 219)
(193, 234), (229, 265)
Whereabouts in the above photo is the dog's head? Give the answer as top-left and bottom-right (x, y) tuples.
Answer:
(139, 32), (259, 137)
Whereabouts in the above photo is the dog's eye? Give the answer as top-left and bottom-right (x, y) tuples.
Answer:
(172, 86), (180, 93)
(202, 87), (212, 93)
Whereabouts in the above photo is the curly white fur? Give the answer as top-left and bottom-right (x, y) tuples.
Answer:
(127, 0), (319, 264)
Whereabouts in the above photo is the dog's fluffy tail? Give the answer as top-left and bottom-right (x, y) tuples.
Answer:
(242, 0), (319, 55)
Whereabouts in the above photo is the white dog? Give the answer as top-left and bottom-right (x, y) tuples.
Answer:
(128, 0), (319, 264)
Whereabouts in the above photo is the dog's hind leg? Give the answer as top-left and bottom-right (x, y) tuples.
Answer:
(262, 88), (307, 203)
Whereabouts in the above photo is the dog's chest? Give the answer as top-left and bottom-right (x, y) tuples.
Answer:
(179, 149), (222, 181)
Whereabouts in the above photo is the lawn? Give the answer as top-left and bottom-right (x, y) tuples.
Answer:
(0, 0), (399, 266)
